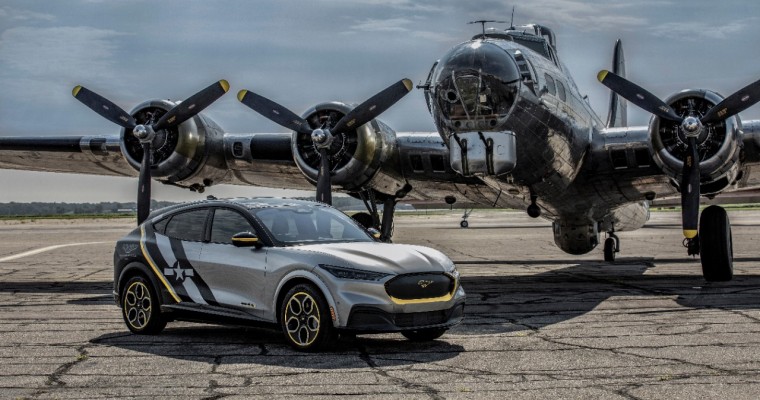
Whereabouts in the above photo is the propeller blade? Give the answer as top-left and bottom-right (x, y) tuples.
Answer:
(153, 80), (230, 131)
(315, 147), (332, 205)
(72, 86), (136, 129)
(136, 142), (152, 225)
(597, 70), (682, 122)
(681, 136), (700, 239)
(331, 78), (413, 135)
(701, 77), (760, 124)
(237, 89), (312, 135)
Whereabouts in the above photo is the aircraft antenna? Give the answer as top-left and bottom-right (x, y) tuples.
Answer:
(468, 20), (507, 36)
(510, 7), (515, 29)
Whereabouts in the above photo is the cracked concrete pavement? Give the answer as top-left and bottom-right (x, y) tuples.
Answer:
(1, 210), (760, 399)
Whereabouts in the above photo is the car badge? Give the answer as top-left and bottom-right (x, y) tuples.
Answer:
(417, 279), (434, 288)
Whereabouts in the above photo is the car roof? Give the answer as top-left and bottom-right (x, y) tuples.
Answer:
(218, 197), (326, 210)
(148, 197), (327, 220)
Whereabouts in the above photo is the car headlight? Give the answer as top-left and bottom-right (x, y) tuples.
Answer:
(444, 261), (459, 279)
(318, 264), (391, 281)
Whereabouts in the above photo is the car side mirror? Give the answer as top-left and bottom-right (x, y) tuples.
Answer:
(367, 227), (382, 240)
(231, 231), (262, 248)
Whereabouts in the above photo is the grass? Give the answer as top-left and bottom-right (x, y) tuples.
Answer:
(0, 213), (136, 221)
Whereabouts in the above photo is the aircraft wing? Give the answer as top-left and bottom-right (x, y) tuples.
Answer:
(590, 121), (760, 202)
(0, 135), (136, 177)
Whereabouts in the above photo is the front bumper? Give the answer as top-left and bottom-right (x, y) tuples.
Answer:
(343, 300), (465, 333)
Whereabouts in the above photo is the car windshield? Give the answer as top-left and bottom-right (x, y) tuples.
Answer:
(252, 205), (373, 245)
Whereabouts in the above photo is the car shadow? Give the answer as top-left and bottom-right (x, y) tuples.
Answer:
(90, 326), (464, 369)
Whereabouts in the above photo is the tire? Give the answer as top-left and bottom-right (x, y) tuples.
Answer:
(603, 237), (616, 262)
(401, 328), (447, 342)
(699, 205), (733, 282)
(121, 275), (166, 334)
(280, 283), (335, 351)
(460, 220), (469, 228)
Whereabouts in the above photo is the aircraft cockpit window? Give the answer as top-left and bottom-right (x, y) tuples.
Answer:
(423, 61), (439, 114)
(512, 37), (550, 59)
(544, 74), (556, 96)
(556, 80), (566, 102)
(432, 41), (520, 131)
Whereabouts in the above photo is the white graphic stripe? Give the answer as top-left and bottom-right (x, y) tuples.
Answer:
(0, 242), (108, 262)
(154, 234), (206, 304)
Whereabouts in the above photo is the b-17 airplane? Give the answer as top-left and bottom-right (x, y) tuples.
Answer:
(1, 22), (759, 282)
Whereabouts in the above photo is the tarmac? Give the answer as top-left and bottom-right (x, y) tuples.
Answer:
(1, 210), (760, 399)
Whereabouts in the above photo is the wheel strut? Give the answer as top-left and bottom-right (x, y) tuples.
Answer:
(380, 197), (397, 243)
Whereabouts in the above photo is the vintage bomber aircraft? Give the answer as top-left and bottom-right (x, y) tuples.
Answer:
(1, 22), (760, 282)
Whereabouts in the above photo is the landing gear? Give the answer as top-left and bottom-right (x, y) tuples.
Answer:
(603, 232), (619, 262)
(460, 207), (472, 228)
(527, 193), (541, 218)
(682, 205), (733, 281)
(699, 205), (733, 281)
(357, 190), (398, 243)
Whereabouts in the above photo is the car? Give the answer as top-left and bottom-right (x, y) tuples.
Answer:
(113, 197), (465, 350)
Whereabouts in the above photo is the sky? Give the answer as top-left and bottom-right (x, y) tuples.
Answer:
(1, 0), (760, 202)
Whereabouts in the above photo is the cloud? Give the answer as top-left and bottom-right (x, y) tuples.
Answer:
(0, 6), (55, 22)
(348, 18), (413, 32)
(323, 0), (447, 13)
(0, 26), (125, 107)
(649, 17), (757, 40)
(0, 26), (122, 79)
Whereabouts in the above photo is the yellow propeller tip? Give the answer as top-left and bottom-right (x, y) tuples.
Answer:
(402, 78), (413, 92)
(597, 70), (609, 82)
(683, 230), (698, 239)
(72, 85), (82, 97)
(237, 89), (248, 102)
(219, 79), (230, 92)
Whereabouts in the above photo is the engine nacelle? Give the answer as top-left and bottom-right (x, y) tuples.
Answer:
(120, 99), (228, 190)
(649, 90), (742, 194)
(292, 102), (408, 198)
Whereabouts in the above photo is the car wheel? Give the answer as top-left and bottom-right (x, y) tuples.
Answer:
(280, 283), (334, 351)
(121, 275), (166, 334)
(401, 328), (447, 342)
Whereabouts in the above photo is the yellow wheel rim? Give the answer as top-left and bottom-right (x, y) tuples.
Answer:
(124, 281), (152, 330)
(284, 292), (320, 347)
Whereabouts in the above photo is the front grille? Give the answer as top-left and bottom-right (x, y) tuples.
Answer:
(385, 273), (453, 300)
(395, 310), (448, 327)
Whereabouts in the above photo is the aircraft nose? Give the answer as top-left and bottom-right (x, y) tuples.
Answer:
(431, 40), (521, 132)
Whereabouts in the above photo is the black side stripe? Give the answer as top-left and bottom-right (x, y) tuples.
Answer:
(144, 225), (192, 302)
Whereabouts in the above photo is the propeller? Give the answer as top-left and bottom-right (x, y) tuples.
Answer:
(238, 78), (413, 205)
(73, 80), (230, 224)
(598, 70), (760, 239)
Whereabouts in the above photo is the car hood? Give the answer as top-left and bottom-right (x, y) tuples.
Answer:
(293, 242), (452, 274)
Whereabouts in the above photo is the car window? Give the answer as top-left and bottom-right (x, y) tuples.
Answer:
(153, 217), (169, 234)
(253, 206), (372, 245)
(210, 208), (254, 244)
(164, 209), (208, 242)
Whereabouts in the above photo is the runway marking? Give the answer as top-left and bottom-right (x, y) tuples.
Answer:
(0, 242), (109, 262)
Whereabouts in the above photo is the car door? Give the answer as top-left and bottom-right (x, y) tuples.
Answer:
(197, 207), (267, 317)
(154, 208), (216, 305)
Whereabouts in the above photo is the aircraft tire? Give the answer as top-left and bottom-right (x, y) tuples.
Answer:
(603, 237), (616, 262)
(460, 220), (469, 228)
(699, 205), (733, 282)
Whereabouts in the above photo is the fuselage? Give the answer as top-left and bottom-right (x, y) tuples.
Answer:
(420, 24), (650, 254)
